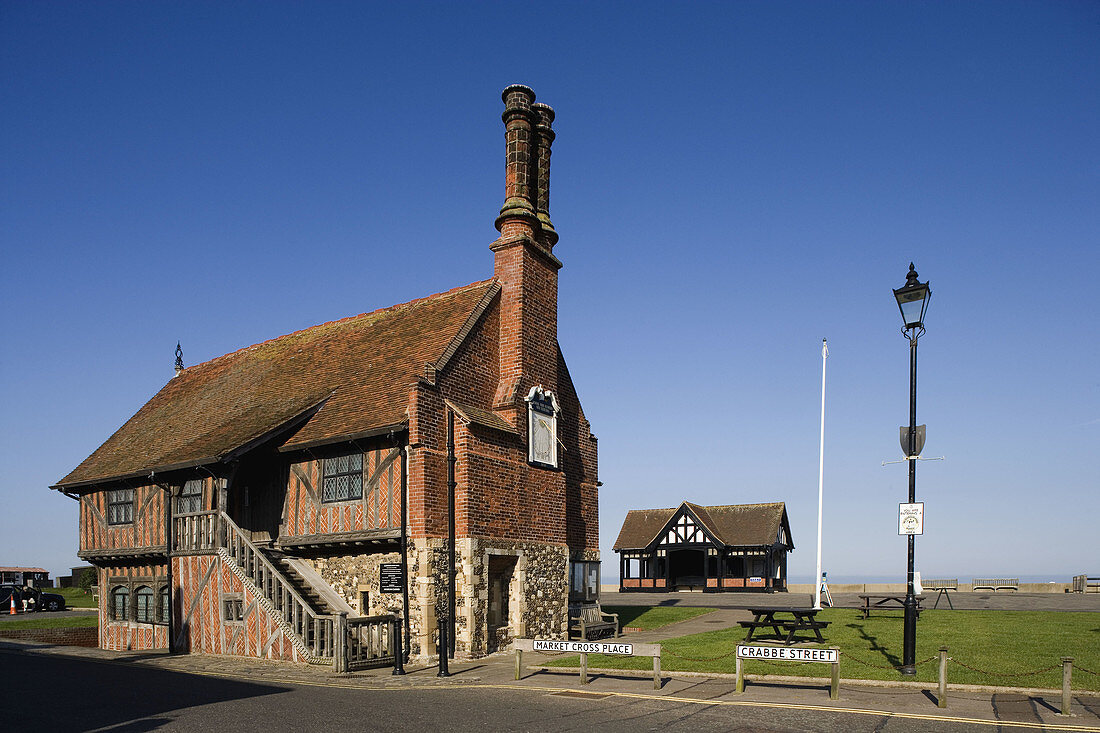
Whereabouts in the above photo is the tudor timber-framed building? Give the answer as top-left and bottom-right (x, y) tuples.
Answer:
(52, 85), (600, 663)
(613, 502), (793, 592)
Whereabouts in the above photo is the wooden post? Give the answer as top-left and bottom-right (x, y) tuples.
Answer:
(830, 660), (839, 700)
(333, 612), (348, 673)
(580, 652), (588, 684)
(515, 648), (523, 680)
(735, 655), (744, 693)
(653, 648), (661, 690)
(1060, 657), (1073, 716)
(938, 646), (948, 708)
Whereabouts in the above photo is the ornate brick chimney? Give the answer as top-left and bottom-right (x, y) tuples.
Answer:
(491, 85), (562, 422)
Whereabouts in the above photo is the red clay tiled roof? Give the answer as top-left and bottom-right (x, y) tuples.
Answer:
(612, 501), (789, 550)
(56, 281), (497, 489)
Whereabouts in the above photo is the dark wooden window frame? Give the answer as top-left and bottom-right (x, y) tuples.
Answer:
(110, 585), (130, 621)
(321, 451), (364, 504)
(107, 488), (134, 525)
(221, 593), (245, 623)
(134, 585), (155, 623)
(107, 576), (168, 624)
(176, 479), (203, 515)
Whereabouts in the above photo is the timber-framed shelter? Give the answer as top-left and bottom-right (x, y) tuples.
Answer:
(613, 501), (793, 592)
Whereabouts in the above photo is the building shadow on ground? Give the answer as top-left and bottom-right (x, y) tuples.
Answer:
(2, 647), (288, 732)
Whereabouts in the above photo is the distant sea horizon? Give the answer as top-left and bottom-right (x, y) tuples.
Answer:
(602, 574), (1076, 585)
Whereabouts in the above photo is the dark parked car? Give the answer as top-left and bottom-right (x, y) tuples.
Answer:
(0, 584), (66, 612)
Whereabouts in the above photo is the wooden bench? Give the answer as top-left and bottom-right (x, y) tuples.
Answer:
(972, 578), (1018, 592)
(858, 594), (924, 619)
(569, 602), (619, 640)
(1072, 575), (1100, 593)
(924, 578), (957, 609)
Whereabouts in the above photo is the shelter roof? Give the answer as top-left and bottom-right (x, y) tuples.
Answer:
(612, 501), (791, 550)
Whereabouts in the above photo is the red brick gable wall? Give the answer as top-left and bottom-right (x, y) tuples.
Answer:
(406, 294), (598, 550)
(556, 349), (599, 550)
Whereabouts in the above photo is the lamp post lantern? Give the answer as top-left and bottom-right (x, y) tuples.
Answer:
(893, 262), (930, 676)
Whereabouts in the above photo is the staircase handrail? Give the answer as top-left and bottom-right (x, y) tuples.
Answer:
(219, 512), (328, 625)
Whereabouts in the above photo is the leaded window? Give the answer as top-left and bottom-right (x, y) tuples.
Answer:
(322, 452), (363, 503)
(159, 586), (169, 624)
(111, 586), (129, 621)
(135, 586), (155, 623)
(177, 479), (203, 515)
(107, 489), (134, 525)
(223, 597), (244, 622)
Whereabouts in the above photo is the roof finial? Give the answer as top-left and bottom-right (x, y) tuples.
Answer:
(174, 342), (184, 377)
(905, 262), (919, 287)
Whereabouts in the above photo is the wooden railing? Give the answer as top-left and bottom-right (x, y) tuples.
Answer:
(336, 614), (397, 671)
(219, 513), (337, 661)
(172, 511), (219, 553)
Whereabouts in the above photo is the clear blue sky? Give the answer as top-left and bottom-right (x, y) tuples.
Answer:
(2, 2), (1097, 583)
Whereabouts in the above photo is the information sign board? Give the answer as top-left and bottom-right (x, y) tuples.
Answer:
(736, 645), (838, 663)
(898, 502), (924, 535)
(533, 639), (634, 656)
(379, 563), (404, 594)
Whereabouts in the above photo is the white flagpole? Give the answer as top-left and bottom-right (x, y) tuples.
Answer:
(814, 338), (828, 610)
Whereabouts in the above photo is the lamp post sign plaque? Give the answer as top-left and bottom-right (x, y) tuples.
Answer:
(898, 502), (924, 536)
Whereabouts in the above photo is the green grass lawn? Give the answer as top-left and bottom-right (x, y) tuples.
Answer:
(603, 605), (714, 631)
(49, 587), (98, 608)
(0, 614), (99, 630)
(548, 608), (1100, 691)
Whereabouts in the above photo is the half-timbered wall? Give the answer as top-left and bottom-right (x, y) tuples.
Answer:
(281, 447), (401, 539)
(80, 482), (167, 554)
(172, 554), (307, 662)
(98, 562), (169, 650)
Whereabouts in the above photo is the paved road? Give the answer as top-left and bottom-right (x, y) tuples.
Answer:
(3, 642), (1098, 732)
(0, 646), (1074, 733)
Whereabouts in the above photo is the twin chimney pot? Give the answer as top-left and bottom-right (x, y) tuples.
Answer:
(494, 84), (557, 251)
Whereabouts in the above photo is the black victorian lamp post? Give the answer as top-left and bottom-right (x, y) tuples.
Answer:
(893, 262), (930, 676)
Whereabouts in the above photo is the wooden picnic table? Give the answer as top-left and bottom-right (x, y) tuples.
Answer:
(740, 608), (830, 645)
(857, 594), (925, 619)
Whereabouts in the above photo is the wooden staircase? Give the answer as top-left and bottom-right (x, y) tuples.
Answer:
(215, 513), (395, 670)
(219, 513), (338, 663)
(265, 551), (339, 616)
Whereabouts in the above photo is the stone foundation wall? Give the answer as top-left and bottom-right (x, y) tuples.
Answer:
(305, 539), (595, 659)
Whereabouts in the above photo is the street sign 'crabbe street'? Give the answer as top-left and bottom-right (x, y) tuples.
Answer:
(736, 645), (839, 663)
(899, 502), (924, 535)
(533, 639), (634, 655)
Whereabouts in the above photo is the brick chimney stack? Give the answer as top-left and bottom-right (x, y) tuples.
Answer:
(531, 102), (558, 250)
(491, 85), (562, 423)
(494, 85), (539, 240)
